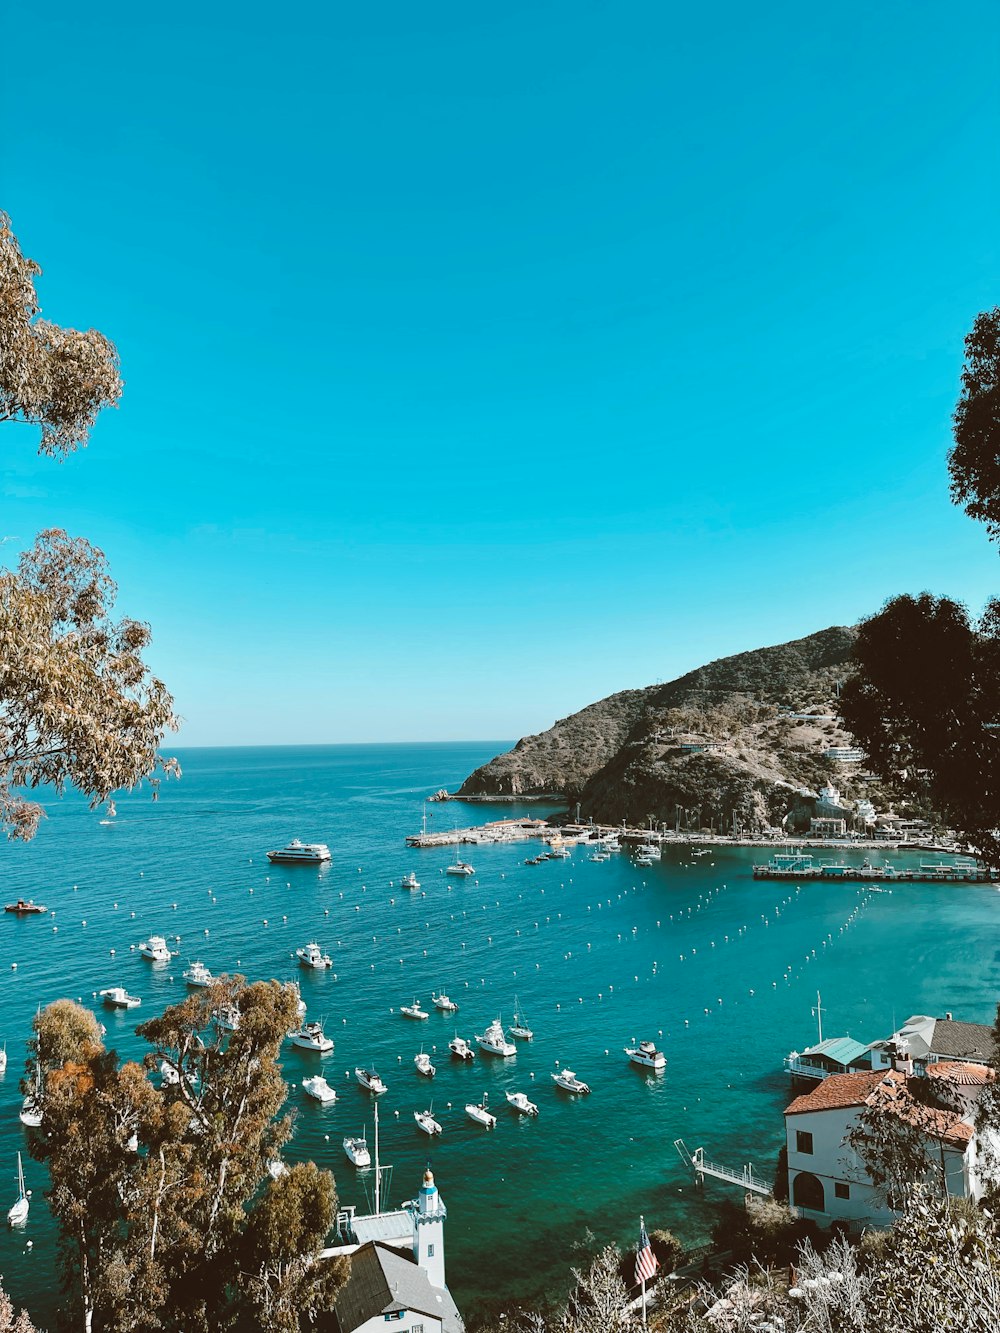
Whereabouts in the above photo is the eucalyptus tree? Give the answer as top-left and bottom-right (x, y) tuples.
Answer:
(29, 980), (345, 1333)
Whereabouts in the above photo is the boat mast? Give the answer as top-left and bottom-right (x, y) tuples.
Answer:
(374, 1099), (381, 1215)
(812, 991), (824, 1045)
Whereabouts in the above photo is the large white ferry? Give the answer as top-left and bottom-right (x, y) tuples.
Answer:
(267, 840), (332, 865)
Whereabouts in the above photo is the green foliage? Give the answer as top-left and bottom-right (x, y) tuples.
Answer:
(949, 307), (1000, 541)
(649, 1229), (683, 1273)
(28, 982), (344, 1333)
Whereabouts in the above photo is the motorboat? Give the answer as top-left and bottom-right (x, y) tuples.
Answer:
(100, 986), (141, 1010)
(215, 1004), (240, 1033)
(589, 850), (610, 862)
(289, 1022), (334, 1054)
(267, 840), (331, 865)
(159, 1060), (181, 1088)
(355, 1067), (387, 1095)
(399, 1000), (429, 1020)
(19, 1093), (42, 1129)
(476, 1017), (516, 1057)
(268, 1159), (289, 1180)
(287, 981), (307, 1022)
(401, 871), (421, 890)
(465, 1095), (496, 1128)
(302, 1075), (338, 1104)
(414, 1108), (442, 1136)
(433, 992), (459, 1013)
(549, 845), (571, 859)
(508, 998), (533, 1041)
(4, 900), (46, 915)
(449, 1035), (475, 1062)
(183, 961), (214, 988)
(552, 1068), (591, 1094)
(446, 860), (475, 877)
(636, 842), (661, 861)
(635, 855), (653, 867)
(7, 1153), (29, 1227)
(297, 942), (333, 969)
(506, 1090), (539, 1117)
(139, 935), (171, 963)
(414, 1051), (436, 1078)
(625, 1040), (666, 1071)
(343, 1132), (371, 1167)
(0, 1042), (7, 1074)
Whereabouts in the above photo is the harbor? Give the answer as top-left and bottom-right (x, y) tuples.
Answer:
(752, 853), (994, 883)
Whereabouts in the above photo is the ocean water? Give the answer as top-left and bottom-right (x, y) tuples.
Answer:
(1, 742), (999, 1325)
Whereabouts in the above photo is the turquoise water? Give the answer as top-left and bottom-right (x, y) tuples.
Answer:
(1, 743), (999, 1324)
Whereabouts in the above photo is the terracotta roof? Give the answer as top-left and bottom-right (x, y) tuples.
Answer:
(926, 1061), (996, 1087)
(785, 1069), (974, 1148)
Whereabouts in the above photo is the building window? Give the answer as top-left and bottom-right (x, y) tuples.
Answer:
(796, 1130), (814, 1155)
(383, 1315), (404, 1322)
(427, 1244), (434, 1257)
(412, 1326), (424, 1333)
(835, 1182), (850, 1200)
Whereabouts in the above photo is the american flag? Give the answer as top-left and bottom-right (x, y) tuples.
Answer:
(635, 1219), (659, 1285)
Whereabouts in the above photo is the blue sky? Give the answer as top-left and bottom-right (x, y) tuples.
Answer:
(4, 2), (999, 745)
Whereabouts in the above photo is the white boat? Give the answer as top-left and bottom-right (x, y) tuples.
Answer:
(433, 992), (459, 1013)
(399, 1000), (429, 1020)
(355, 1067), (387, 1095)
(508, 998), (533, 1041)
(506, 1090), (539, 1117)
(401, 871), (421, 890)
(139, 935), (171, 963)
(636, 842), (661, 861)
(589, 850), (610, 862)
(267, 839), (332, 865)
(636, 855), (653, 867)
(449, 1035), (475, 1062)
(19, 1099), (42, 1129)
(625, 1040), (666, 1071)
(296, 942), (333, 970)
(268, 1159), (289, 1180)
(343, 1132), (371, 1167)
(465, 1095), (496, 1128)
(100, 986), (141, 1009)
(159, 1060), (181, 1088)
(549, 845), (571, 859)
(288, 981), (307, 1022)
(7, 1153), (29, 1227)
(289, 1022), (334, 1053)
(414, 1051), (436, 1078)
(0, 1042), (7, 1073)
(183, 961), (214, 988)
(215, 1004), (240, 1033)
(476, 1017), (516, 1057)
(446, 860), (475, 877)
(552, 1068), (591, 1094)
(302, 1075), (338, 1104)
(414, 1108), (442, 1136)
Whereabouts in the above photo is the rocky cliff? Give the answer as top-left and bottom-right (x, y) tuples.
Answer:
(458, 626), (863, 829)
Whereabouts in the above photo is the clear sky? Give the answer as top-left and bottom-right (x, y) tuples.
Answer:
(3, 2), (999, 745)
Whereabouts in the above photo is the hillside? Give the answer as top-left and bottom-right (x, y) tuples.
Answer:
(458, 626), (869, 830)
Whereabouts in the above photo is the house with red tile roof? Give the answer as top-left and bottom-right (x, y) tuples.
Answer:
(784, 1061), (996, 1229)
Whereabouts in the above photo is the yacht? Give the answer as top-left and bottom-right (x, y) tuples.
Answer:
(414, 1108), (442, 1136)
(267, 840), (331, 865)
(508, 998), (533, 1041)
(552, 1069), (591, 1094)
(139, 935), (171, 963)
(302, 1075), (338, 1104)
(297, 942), (333, 970)
(448, 1035), (475, 1062)
(401, 871), (421, 891)
(355, 1067), (387, 1095)
(399, 1000), (429, 1020)
(343, 1132), (371, 1167)
(465, 1095), (496, 1128)
(7, 1153), (29, 1227)
(636, 842), (661, 861)
(215, 1004), (241, 1033)
(4, 900), (46, 915)
(549, 844), (571, 859)
(289, 1022), (334, 1054)
(476, 1018), (516, 1057)
(446, 859), (475, 877)
(589, 849), (611, 862)
(100, 986), (141, 1010)
(433, 992), (459, 1013)
(625, 1040), (666, 1071)
(183, 961), (214, 988)
(414, 1051), (436, 1078)
(506, 1090), (539, 1117)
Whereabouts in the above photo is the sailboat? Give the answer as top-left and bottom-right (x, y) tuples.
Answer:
(7, 1152), (28, 1226)
(508, 997), (534, 1041)
(20, 1059), (42, 1128)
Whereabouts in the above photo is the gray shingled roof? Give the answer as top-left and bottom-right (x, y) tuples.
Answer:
(333, 1241), (464, 1333)
(931, 1019), (996, 1063)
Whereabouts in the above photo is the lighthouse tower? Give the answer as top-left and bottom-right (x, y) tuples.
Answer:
(408, 1167), (447, 1290)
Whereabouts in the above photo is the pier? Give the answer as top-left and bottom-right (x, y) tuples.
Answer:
(752, 855), (993, 884)
(673, 1139), (773, 1196)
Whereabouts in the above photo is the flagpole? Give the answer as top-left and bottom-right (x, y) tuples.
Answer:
(640, 1215), (647, 1328)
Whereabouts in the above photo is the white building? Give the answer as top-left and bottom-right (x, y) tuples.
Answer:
(784, 1062), (996, 1230)
(324, 1169), (463, 1333)
(868, 1013), (996, 1073)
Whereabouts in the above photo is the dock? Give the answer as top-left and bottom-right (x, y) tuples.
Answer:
(752, 855), (993, 883)
(674, 1139), (772, 1196)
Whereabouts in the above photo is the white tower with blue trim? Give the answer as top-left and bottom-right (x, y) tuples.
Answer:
(407, 1166), (447, 1290)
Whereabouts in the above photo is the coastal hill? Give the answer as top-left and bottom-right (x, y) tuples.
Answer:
(457, 626), (865, 830)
